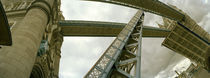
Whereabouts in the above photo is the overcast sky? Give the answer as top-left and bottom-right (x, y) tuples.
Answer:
(59, 0), (210, 78)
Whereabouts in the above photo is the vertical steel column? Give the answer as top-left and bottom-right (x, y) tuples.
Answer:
(85, 10), (144, 78)
(136, 15), (143, 78)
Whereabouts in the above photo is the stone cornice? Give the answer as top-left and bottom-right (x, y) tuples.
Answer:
(6, 9), (26, 17)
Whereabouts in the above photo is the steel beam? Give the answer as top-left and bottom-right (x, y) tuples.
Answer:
(85, 10), (144, 78)
(117, 58), (137, 66)
(58, 20), (170, 37)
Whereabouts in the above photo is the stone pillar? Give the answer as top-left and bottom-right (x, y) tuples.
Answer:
(0, 0), (54, 78)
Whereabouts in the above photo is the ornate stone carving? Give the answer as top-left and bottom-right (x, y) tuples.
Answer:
(3, 1), (33, 11)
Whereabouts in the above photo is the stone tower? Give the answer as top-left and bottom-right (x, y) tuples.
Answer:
(0, 0), (64, 78)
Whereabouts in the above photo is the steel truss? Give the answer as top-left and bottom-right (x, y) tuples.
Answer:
(85, 10), (144, 78)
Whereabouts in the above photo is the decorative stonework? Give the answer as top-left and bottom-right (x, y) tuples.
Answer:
(0, 0), (64, 78)
(30, 0), (64, 77)
(3, 1), (33, 12)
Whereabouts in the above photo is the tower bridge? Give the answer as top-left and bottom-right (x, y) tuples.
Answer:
(0, 0), (209, 78)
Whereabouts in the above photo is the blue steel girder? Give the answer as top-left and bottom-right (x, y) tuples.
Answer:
(84, 0), (185, 21)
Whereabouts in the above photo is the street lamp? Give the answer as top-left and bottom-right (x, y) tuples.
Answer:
(0, 1), (12, 46)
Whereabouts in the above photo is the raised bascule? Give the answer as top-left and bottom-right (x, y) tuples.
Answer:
(0, 0), (209, 78)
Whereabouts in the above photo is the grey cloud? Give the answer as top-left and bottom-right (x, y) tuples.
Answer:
(61, 0), (137, 23)
(141, 38), (175, 78)
(60, 37), (115, 78)
(144, 13), (163, 27)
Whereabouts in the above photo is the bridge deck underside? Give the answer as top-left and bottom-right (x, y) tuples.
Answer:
(59, 20), (170, 37)
(86, 0), (185, 21)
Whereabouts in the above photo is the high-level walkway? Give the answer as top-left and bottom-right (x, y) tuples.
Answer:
(59, 20), (170, 37)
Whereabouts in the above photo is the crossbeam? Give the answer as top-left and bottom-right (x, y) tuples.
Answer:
(58, 20), (170, 37)
(85, 10), (144, 78)
(84, 0), (185, 21)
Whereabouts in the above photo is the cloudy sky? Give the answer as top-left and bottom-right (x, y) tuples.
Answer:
(59, 0), (210, 78)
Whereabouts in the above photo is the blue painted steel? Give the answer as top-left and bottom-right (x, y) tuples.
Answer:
(177, 22), (209, 45)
